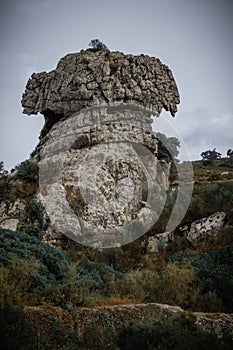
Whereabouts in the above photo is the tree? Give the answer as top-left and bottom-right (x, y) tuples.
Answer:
(201, 148), (221, 165)
(0, 161), (8, 177)
(157, 132), (180, 163)
(225, 149), (233, 167)
(227, 149), (233, 158)
(88, 39), (107, 51)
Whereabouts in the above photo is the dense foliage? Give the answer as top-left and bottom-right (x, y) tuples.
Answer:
(15, 160), (39, 182)
(0, 154), (233, 347)
(117, 314), (233, 350)
(171, 246), (233, 312)
(0, 305), (39, 350)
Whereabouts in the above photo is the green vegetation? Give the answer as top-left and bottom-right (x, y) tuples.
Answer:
(0, 305), (39, 350)
(15, 159), (39, 182)
(201, 148), (222, 166)
(157, 132), (180, 163)
(22, 195), (50, 235)
(184, 181), (233, 223)
(1, 225), (232, 314)
(117, 314), (233, 350)
(0, 153), (233, 347)
(171, 246), (233, 312)
(0, 161), (8, 176)
(88, 39), (108, 51)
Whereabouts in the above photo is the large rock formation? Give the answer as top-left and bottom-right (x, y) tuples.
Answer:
(22, 47), (180, 248)
(22, 49), (180, 137)
(25, 303), (233, 348)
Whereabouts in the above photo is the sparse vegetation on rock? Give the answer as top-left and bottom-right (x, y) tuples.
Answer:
(88, 38), (108, 50)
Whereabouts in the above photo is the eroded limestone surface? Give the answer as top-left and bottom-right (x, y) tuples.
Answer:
(22, 49), (180, 137)
(22, 48), (180, 247)
(39, 106), (167, 247)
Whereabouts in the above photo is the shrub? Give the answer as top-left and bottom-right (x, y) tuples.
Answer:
(0, 259), (44, 306)
(74, 260), (125, 303)
(0, 305), (39, 350)
(116, 263), (195, 307)
(89, 39), (108, 50)
(0, 176), (10, 202)
(15, 160), (39, 182)
(184, 181), (233, 222)
(208, 173), (220, 181)
(22, 195), (50, 233)
(0, 228), (70, 287)
(171, 246), (233, 312)
(117, 313), (232, 350)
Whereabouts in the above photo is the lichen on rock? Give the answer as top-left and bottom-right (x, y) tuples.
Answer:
(22, 49), (180, 137)
(22, 47), (180, 247)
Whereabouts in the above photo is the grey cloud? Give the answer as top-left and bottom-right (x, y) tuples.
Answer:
(178, 109), (233, 160)
(0, 0), (233, 169)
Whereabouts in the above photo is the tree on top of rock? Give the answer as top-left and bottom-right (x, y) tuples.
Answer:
(88, 39), (108, 51)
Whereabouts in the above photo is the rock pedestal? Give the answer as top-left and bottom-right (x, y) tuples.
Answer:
(22, 48), (180, 247)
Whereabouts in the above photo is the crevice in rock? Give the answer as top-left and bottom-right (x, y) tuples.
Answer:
(39, 109), (64, 139)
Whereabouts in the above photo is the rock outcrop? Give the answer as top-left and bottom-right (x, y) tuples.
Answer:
(147, 211), (227, 252)
(24, 303), (233, 347)
(22, 49), (180, 138)
(38, 105), (168, 247)
(21, 48), (180, 248)
(180, 211), (226, 248)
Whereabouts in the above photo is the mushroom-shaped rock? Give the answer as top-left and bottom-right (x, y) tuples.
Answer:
(22, 49), (180, 123)
(22, 48), (181, 248)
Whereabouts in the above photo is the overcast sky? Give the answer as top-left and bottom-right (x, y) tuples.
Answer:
(0, 0), (232, 170)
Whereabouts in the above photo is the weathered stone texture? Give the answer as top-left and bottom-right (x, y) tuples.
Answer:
(22, 49), (180, 123)
(181, 211), (226, 247)
(22, 48), (180, 247)
(24, 303), (233, 346)
(147, 211), (227, 252)
(0, 218), (19, 231)
(39, 106), (167, 247)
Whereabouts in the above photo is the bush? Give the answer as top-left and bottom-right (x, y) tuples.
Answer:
(0, 161), (8, 177)
(15, 160), (39, 182)
(171, 246), (233, 312)
(73, 259), (125, 304)
(22, 195), (50, 233)
(184, 181), (233, 222)
(116, 263), (195, 307)
(208, 173), (220, 181)
(0, 228), (70, 287)
(88, 39), (108, 50)
(0, 305), (39, 350)
(0, 176), (10, 202)
(117, 313), (232, 350)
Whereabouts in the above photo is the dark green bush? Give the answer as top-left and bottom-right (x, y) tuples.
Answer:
(117, 314), (232, 350)
(184, 181), (233, 222)
(208, 173), (221, 181)
(0, 228), (70, 286)
(15, 160), (39, 182)
(22, 195), (50, 233)
(74, 259), (125, 293)
(0, 305), (39, 350)
(171, 246), (233, 312)
(88, 39), (107, 50)
(0, 176), (10, 202)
